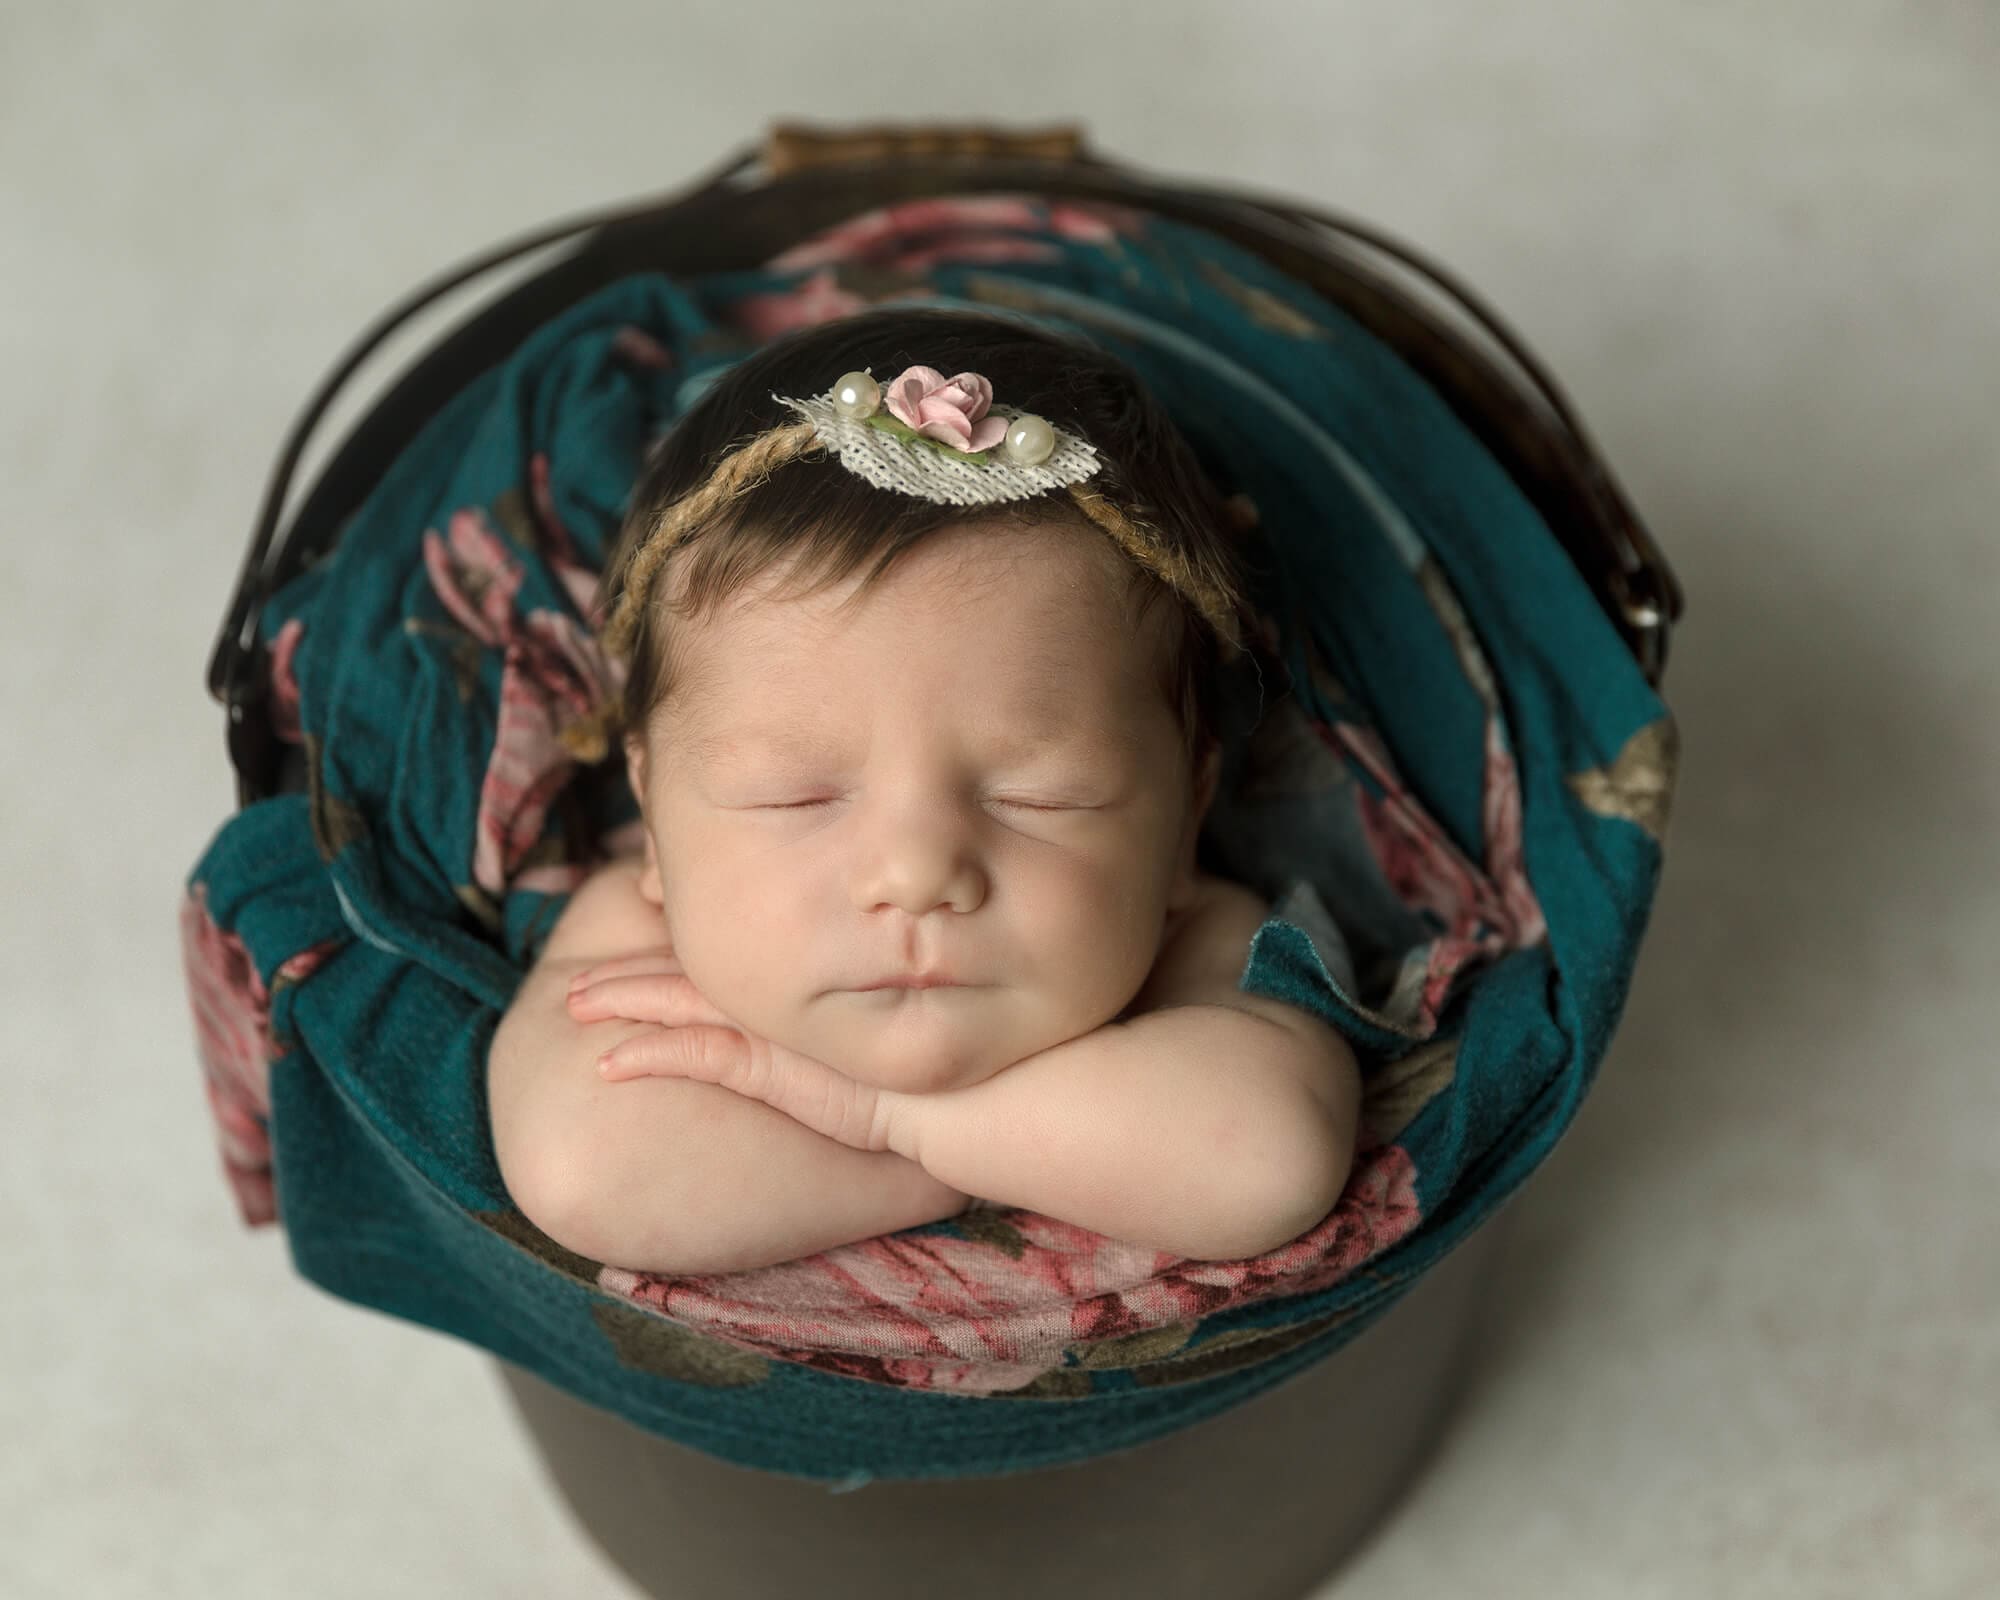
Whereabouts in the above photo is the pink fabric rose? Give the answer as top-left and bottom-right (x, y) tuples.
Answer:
(883, 365), (1009, 454)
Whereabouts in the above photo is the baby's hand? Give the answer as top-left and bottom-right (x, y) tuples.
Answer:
(565, 955), (921, 1157)
(565, 953), (728, 1062)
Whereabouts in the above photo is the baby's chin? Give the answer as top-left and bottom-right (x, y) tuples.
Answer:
(806, 987), (1065, 1097)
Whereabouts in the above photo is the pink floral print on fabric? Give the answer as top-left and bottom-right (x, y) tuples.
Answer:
(268, 617), (305, 745)
(728, 194), (1152, 344)
(1339, 715), (1546, 1037)
(760, 194), (1126, 274)
(419, 457), (626, 900)
(179, 882), (340, 1227)
(725, 269), (873, 344)
(596, 1135), (1419, 1395)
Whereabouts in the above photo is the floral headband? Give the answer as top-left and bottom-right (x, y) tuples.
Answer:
(596, 362), (1247, 663)
(772, 364), (1103, 505)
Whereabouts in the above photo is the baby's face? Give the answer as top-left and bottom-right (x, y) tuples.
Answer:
(624, 519), (1219, 1096)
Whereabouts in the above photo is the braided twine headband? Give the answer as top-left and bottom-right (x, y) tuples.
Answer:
(596, 364), (1250, 667)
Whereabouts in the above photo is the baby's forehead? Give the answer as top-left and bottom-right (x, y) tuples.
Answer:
(655, 632), (1170, 769)
(686, 585), (1160, 683)
(662, 665), (1157, 745)
(657, 532), (1175, 737)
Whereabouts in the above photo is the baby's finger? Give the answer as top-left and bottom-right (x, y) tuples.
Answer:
(598, 1025), (747, 1083)
(568, 951), (682, 994)
(568, 972), (695, 1024)
(571, 949), (680, 981)
(569, 972), (737, 1031)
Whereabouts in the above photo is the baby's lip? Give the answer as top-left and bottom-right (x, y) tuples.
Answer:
(856, 974), (963, 990)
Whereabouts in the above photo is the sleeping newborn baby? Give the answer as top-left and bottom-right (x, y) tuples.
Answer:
(485, 316), (1360, 1275)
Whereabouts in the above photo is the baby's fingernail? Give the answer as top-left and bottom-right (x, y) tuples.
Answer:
(595, 1054), (614, 1074)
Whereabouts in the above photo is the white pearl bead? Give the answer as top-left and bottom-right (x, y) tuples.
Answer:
(831, 370), (880, 419)
(1001, 412), (1055, 467)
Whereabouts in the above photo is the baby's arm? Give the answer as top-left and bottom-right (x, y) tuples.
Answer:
(487, 858), (974, 1275)
(897, 877), (1362, 1261)
(900, 1005), (1355, 1261)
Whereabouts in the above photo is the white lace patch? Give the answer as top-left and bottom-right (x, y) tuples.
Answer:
(775, 392), (1103, 507)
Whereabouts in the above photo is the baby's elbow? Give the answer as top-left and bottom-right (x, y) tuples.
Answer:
(1147, 1075), (1352, 1263)
(489, 1047), (624, 1265)
(1235, 1091), (1358, 1259)
(494, 1084), (726, 1273)
(494, 1109), (600, 1262)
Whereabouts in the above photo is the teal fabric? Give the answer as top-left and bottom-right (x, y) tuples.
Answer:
(181, 205), (1675, 1483)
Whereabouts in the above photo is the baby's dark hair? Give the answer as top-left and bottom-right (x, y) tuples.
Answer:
(597, 305), (1256, 775)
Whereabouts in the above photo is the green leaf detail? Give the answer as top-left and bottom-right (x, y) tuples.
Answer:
(864, 410), (992, 465)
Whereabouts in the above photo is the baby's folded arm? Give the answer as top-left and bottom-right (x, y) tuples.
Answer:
(903, 1003), (1349, 1262)
(486, 859), (972, 1275)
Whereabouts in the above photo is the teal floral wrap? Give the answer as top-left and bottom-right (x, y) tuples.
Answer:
(179, 193), (1676, 1483)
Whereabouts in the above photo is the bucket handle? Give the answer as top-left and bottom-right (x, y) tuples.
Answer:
(209, 122), (1681, 805)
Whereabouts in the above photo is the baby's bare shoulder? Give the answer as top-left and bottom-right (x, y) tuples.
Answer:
(533, 857), (673, 970)
(488, 858), (674, 1236)
(1121, 873), (1257, 1019)
(1130, 873), (1359, 1082)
